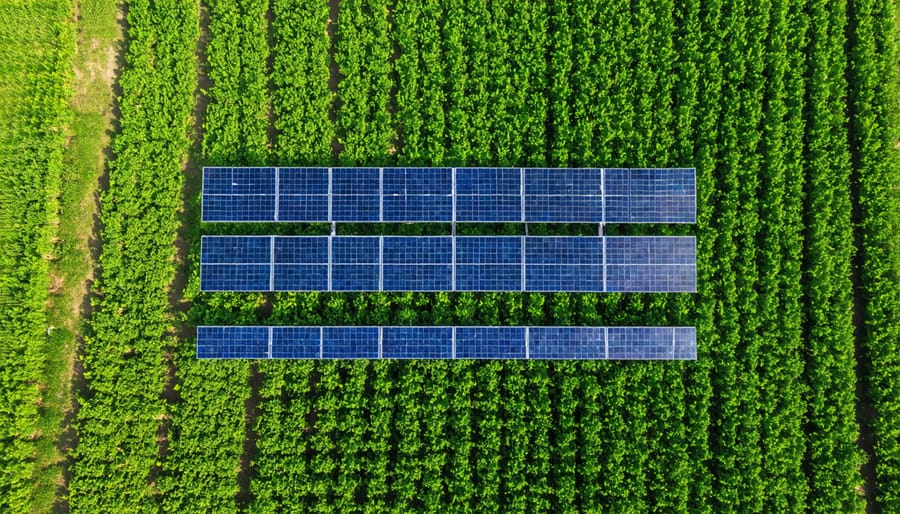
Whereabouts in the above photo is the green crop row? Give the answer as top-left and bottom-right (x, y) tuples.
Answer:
(0, 1), (72, 510)
(68, 0), (198, 510)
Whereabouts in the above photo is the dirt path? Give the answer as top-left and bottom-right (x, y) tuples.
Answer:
(43, 0), (126, 511)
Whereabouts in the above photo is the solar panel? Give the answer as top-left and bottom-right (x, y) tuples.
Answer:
(322, 326), (379, 358)
(382, 236), (452, 291)
(201, 235), (696, 293)
(273, 237), (328, 291)
(381, 326), (452, 358)
(202, 167), (276, 222)
(200, 236), (272, 291)
(524, 168), (603, 222)
(197, 326), (697, 360)
(202, 167), (696, 224)
(197, 326), (269, 358)
(604, 236), (697, 292)
(455, 327), (526, 358)
(331, 236), (380, 291)
(278, 167), (328, 221)
(382, 167), (452, 222)
(529, 327), (606, 359)
(455, 237), (522, 291)
(331, 167), (380, 221)
(455, 168), (522, 221)
(271, 327), (320, 358)
(525, 237), (604, 291)
(604, 168), (696, 223)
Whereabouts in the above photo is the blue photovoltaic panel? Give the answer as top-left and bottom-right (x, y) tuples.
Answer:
(203, 195), (275, 222)
(201, 264), (271, 291)
(273, 237), (328, 291)
(279, 167), (328, 195)
(331, 167), (380, 221)
(456, 168), (522, 221)
(201, 236), (270, 264)
(322, 327), (379, 359)
(528, 327), (606, 359)
(201, 236), (271, 291)
(197, 326), (269, 359)
(674, 327), (697, 359)
(455, 237), (521, 291)
(605, 236), (696, 292)
(455, 327), (526, 358)
(202, 167), (276, 221)
(607, 327), (675, 359)
(524, 168), (602, 222)
(383, 167), (452, 221)
(382, 237), (451, 291)
(197, 326), (696, 360)
(381, 327), (452, 359)
(203, 167), (276, 195)
(604, 168), (696, 223)
(271, 327), (320, 358)
(332, 237), (379, 291)
(525, 237), (603, 291)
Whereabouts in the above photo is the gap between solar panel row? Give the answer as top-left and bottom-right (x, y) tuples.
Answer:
(197, 326), (697, 360)
(200, 235), (697, 293)
(201, 167), (696, 224)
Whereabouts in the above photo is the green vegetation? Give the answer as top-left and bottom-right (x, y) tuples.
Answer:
(0, 1), (72, 510)
(0, 0), (897, 511)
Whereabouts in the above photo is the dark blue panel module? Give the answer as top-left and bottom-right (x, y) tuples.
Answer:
(524, 237), (603, 291)
(277, 195), (328, 221)
(382, 195), (452, 222)
(332, 265), (379, 291)
(673, 327), (697, 359)
(279, 167), (328, 195)
(271, 327), (320, 358)
(456, 236), (522, 291)
(382, 327), (452, 359)
(455, 327), (526, 358)
(332, 236), (380, 263)
(201, 236), (271, 264)
(197, 326), (269, 359)
(202, 195), (275, 222)
(607, 327), (674, 359)
(456, 265), (521, 291)
(322, 327), (379, 359)
(528, 327), (605, 359)
(331, 167), (379, 195)
(604, 168), (696, 223)
(273, 237), (328, 263)
(456, 237), (521, 264)
(383, 236), (451, 264)
(604, 236), (696, 265)
(273, 264), (328, 291)
(200, 264), (271, 291)
(524, 194), (603, 222)
(383, 167), (452, 195)
(456, 168), (521, 195)
(203, 167), (276, 195)
(455, 194), (521, 222)
(383, 265), (451, 291)
(331, 194), (380, 222)
(605, 264), (696, 292)
(524, 168), (602, 195)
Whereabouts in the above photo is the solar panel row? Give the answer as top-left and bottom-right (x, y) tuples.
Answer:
(201, 167), (696, 223)
(200, 235), (697, 293)
(197, 326), (698, 360)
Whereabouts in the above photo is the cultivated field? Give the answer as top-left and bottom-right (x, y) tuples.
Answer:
(1, 0), (898, 512)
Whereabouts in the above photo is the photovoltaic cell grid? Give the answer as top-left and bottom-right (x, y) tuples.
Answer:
(201, 167), (695, 223)
(200, 236), (696, 293)
(197, 326), (697, 360)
